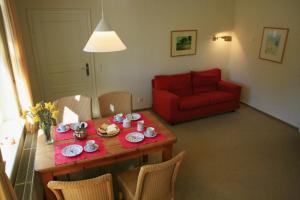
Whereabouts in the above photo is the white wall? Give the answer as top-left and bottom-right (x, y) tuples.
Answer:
(228, 0), (300, 128)
(15, 0), (235, 113)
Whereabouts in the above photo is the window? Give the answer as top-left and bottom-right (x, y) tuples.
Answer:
(0, 12), (19, 122)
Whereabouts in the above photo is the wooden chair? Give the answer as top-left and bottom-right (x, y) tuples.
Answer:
(47, 173), (114, 200)
(0, 149), (17, 200)
(55, 95), (92, 124)
(98, 91), (132, 117)
(117, 151), (186, 200)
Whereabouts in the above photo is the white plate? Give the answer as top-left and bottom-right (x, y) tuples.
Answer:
(144, 131), (157, 138)
(84, 144), (99, 153)
(61, 144), (83, 157)
(70, 122), (88, 130)
(125, 132), (144, 143)
(56, 126), (70, 133)
(131, 113), (141, 121)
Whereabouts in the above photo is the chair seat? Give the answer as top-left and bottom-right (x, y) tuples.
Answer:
(117, 169), (139, 200)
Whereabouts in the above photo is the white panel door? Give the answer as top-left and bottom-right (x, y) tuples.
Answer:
(28, 9), (96, 103)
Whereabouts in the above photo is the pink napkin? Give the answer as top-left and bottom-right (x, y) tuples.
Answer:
(108, 113), (152, 128)
(54, 137), (106, 166)
(54, 120), (96, 141)
(117, 126), (165, 149)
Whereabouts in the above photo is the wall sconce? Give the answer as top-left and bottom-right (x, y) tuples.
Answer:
(212, 35), (232, 42)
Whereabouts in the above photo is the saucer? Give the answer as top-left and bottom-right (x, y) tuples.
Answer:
(56, 126), (70, 133)
(131, 113), (141, 121)
(84, 144), (99, 153)
(113, 118), (123, 123)
(144, 131), (157, 138)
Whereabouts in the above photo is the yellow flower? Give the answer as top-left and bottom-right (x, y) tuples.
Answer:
(51, 110), (59, 120)
(45, 102), (52, 110)
(33, 115), (40, 123)
(50, 103), (56, 112)
(35, 103), (42, 112)
(30, 106), (37, 115)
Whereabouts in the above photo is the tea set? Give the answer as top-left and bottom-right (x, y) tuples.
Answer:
(83, 140), (99, 153)
(60, 112), (157, 157)
(61, 139), (98, 157)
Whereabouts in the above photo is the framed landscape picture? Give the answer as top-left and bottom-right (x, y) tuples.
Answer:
(259, 27), (289, 63)
(171, 30), (197, 57)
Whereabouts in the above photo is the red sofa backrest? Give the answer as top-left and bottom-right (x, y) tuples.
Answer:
(153, 72), (193, 96)
(191, 68), (221, 94)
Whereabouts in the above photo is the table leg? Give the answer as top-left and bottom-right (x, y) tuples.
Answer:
(41, 172), (56, 200)
(162, 145), (173, 161)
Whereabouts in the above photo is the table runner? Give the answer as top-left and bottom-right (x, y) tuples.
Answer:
(54, 137), (106, 166)
(54, 120), (96, 141)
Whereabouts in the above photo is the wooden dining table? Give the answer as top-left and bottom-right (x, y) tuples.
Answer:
(34, 111), (177, 200)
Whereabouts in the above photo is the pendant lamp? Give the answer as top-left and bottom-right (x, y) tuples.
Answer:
(83, 0), (127, 52)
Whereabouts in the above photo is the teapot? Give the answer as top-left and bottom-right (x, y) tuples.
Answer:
(73, 128), (87, 140)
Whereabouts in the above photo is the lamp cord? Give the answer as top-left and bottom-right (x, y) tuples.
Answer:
(101, 0), (104, 19)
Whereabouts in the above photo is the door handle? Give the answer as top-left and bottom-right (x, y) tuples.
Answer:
(85, 63), (90, 76)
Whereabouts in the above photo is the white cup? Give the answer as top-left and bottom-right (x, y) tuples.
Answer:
(86, 140), (96, 149)
(146, 127), (155, 136)
(137, 120), (144, 132)
(123, 118), (131, 128)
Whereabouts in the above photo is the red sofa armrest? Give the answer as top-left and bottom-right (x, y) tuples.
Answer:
(152, 88), (179, 122)
(217, 80), (241, 98)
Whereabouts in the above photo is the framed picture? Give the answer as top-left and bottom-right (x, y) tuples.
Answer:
(259, 27), (289, 63)
(171, 30), (197, 57)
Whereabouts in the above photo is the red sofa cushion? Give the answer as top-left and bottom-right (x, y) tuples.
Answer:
(153, 72), (192, 96)
(179, 93), (211, 110)
(192, 68), (221, 93)
(179, 91), (236, 110)
(209, 91), (236, 104)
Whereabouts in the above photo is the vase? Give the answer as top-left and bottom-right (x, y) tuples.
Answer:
(40, 122), (54, 144)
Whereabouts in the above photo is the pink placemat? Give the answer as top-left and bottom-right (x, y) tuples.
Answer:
(108, 112), (152, 128)
(54, 137), (106, 166)
(117, 126), (165, 149)
(54, 120), (96, 141)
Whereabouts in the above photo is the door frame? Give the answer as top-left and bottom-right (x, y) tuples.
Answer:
(26, 8), (97, 103)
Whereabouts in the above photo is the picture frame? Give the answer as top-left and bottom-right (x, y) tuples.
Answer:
(259, 27), (289, 63)
(171, 30), (197, 57)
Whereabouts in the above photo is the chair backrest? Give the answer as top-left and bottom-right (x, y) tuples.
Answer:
(98, 91), (132, 117)
(47, 173), (114, 200)
(0, 150), (17, 200)
(55, 95), (92, 124)
(134, 151), (186, 200)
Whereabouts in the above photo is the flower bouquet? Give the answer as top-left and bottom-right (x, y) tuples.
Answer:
(23, 102), (59, 144)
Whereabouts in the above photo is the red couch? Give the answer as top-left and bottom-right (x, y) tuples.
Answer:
(152, 68), (241, 124)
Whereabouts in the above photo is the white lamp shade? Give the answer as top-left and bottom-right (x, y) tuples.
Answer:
(83, 30), (127, 52)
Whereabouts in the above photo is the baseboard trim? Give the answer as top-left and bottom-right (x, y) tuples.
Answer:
(133, 107), (152, 112)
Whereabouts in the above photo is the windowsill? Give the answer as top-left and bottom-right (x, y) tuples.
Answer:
(0, 118), (25, 181)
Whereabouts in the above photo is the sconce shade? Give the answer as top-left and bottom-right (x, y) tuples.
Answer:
(212, 35), (232, 42)
(83, 18), (127, 52)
